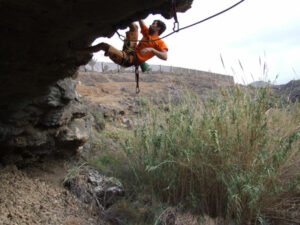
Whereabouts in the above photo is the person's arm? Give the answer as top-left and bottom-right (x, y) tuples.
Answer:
(140, 48), (168, 60)
(138, 20), (146, 29)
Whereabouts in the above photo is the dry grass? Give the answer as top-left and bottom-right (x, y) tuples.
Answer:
(89, 85), (299, 224)
(116, 86), (300, 224)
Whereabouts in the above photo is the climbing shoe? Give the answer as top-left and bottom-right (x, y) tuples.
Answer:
(140, 62), (150, 72)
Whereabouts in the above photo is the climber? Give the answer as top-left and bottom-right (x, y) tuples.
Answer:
(77, 20), (168, 71)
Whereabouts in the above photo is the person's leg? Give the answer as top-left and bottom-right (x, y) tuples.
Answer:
(106, 45), (136, 67)
(129, 22), (138, 32)
(106, 45), (126, 65)
(77, 41), (133, 66)
(123, 23), (139, 51)
(77, 42), (110, 54)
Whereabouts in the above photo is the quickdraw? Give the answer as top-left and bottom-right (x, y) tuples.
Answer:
(172, 0), (179, 32)
(135, 65), (140, 94)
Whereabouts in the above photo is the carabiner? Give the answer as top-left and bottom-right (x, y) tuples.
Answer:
(173, 21), (179, 32)
(136, 87), (140, 94)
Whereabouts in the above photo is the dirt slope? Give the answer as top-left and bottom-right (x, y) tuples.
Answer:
(76, 71), (233, 112)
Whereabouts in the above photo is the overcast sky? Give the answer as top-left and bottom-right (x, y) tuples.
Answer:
(93, 0), (300, 84)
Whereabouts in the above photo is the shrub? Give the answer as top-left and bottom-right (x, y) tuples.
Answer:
(120, 86), (300, 224)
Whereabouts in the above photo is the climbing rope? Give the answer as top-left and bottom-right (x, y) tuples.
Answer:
(116, 0), (246, 42)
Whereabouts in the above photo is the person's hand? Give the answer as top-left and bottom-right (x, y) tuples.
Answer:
(140, 48), (154, 54)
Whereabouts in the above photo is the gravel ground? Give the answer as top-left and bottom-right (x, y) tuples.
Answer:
(0, 159), (107, 225)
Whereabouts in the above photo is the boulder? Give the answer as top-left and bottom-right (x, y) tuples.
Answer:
(64, 167), (124, 208)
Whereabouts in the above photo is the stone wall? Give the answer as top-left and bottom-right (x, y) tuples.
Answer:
(79, 61), (234, 84)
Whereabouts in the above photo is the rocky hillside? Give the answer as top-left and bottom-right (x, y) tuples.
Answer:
(273, 80), (300, 103)
(76, 71), (234, 113)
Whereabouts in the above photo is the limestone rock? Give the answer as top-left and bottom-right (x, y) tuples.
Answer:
(57, 118), (90, 144)
(0, 77), (92, 164)
(64, 167), (124, 208)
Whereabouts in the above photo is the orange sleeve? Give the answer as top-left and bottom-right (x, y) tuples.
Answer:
(141, 25), (149, 36)
(157, 40), (168, 52)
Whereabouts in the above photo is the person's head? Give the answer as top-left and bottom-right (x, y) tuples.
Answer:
(149, 20), (166, 36)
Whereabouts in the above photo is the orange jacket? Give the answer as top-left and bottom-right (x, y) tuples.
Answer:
(135, 26), (168, 62)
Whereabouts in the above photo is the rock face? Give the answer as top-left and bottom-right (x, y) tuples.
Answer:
(0, 77), (93, 164)
(0, 0), (193, 163)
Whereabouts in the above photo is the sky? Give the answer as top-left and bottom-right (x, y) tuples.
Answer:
(92, 0), (300, 85)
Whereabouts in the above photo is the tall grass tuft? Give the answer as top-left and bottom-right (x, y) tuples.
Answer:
(120, 86), (300, 224)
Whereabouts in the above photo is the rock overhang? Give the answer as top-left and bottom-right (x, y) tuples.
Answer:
(0, 0), (193, 117)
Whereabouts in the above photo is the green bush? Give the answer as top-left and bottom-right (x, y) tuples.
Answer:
(120, 86), (300, 225)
